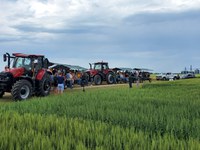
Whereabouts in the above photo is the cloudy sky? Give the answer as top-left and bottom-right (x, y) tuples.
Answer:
(0, 0), (200, 72)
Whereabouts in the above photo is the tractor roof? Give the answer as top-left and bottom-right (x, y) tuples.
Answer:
(13, 53), (44, 58)
(94, 62), (108, 64)
(133, 68), (153, 71)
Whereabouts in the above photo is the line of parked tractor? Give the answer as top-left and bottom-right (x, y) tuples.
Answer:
(50, 61), (151, 87)
(0, 53), (195, 101)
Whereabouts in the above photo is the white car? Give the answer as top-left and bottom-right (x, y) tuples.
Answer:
(156, 72), (179, 80)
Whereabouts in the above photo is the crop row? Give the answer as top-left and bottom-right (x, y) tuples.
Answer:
(1, 112), (200, 150)
(0, 79), (200, 147)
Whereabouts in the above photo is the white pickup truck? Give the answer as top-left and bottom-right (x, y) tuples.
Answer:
(156, 72), (180, 80)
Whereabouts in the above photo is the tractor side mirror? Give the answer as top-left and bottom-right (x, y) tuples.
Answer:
(3, 54), (7, 62)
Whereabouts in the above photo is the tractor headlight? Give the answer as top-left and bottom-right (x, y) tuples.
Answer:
(0, 76), (7, 81)
(5, 77), (10, 80)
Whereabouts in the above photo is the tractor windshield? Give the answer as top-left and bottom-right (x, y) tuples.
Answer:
(13, 57), (32, 70)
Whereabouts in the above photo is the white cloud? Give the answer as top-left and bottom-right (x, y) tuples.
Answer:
(2, 0), (200, 33)
(1, 1), (199, 28)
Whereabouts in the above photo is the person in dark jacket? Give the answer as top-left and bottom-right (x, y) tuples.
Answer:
(128, 72), (134, 88)
(81, 72), (88, 92)
(57, 72), (65, 94)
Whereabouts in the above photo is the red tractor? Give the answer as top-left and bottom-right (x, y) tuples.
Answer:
(0, 53), (52, 101)
(85, 62), (115, 85)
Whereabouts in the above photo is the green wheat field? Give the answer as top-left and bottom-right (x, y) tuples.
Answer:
(1, 78), (200, 149)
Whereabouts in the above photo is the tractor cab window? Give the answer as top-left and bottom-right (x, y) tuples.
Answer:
(13, 57), (31, 70)
(94, 64), (102, 70)
(24, 58), (31, 66)
(102, 64), (108, 70)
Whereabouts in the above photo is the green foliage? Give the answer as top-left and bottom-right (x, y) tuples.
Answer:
(1, 78), (200, 149)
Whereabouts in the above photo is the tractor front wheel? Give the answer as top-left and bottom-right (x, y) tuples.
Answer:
(11, 80), (32, 101)
(106, 72), (115, 84)
(0, 90), (4, 98)
(94, 74), (102, 85)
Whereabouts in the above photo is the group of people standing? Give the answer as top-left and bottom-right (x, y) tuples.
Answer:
(51, 69), (83, 94)
(50, 68), (150, 93)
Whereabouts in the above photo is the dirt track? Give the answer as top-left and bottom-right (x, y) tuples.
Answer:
(0, 83), (127, 103)
(0, 93), (13, 102)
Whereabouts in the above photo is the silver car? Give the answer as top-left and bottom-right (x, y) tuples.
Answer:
(180, 73), (195, 79)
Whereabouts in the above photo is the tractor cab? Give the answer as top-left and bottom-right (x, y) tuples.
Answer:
(3, 53), (49, 78)
(92, 62), (109, 71)
(13, 57), (32, 70)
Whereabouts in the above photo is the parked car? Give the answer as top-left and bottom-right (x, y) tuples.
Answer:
(156, 72), (180, 81)
(180, 72), (195, 79)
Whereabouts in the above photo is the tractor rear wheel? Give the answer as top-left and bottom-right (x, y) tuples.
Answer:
(36, 73), (51, 97)
(94, 74), (102, 85)
(0, 90), (4, 98)
(106, 72), (115, 84)
(11, 79), (32, 101)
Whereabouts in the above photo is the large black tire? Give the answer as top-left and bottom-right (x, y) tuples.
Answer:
(106, 72), (115, 84)
(36, 73), (51, 97)
(0, 90), (4, 98)
(11, 79), (32, 101)
(94, 74), (102, 85)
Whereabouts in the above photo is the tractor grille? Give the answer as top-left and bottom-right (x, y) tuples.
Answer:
(0, 72), (12, 81)
(0, 72), (13, 91)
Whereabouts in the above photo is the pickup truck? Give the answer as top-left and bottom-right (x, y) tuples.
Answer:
(156, 72), (180, 81)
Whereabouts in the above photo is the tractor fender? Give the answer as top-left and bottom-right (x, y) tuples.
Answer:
(106, 71), (114, 77)
(17, 76), (34, 86)
(107, 70), (114, 74)
(36, 69), (46, 80)
(107, 71), (115, 77)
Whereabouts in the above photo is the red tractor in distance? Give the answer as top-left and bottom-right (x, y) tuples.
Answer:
(85, 62), (115, 85)
(0, 53), (52, 101)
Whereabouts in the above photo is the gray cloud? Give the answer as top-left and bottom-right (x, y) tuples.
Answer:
(117, 9), (200, 52)
(13, 23), (111, 35)
(124, 9), (200, 25)
(1, 1), (200, 72)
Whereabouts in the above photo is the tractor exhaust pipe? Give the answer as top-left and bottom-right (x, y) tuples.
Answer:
(89, 63), (92, 69)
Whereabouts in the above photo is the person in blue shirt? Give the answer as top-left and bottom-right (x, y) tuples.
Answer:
(57, 72), (65, 94)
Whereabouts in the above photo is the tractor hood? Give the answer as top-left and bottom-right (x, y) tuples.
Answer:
(85, 69), (98, 75)
(5, 67), (25, 78)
